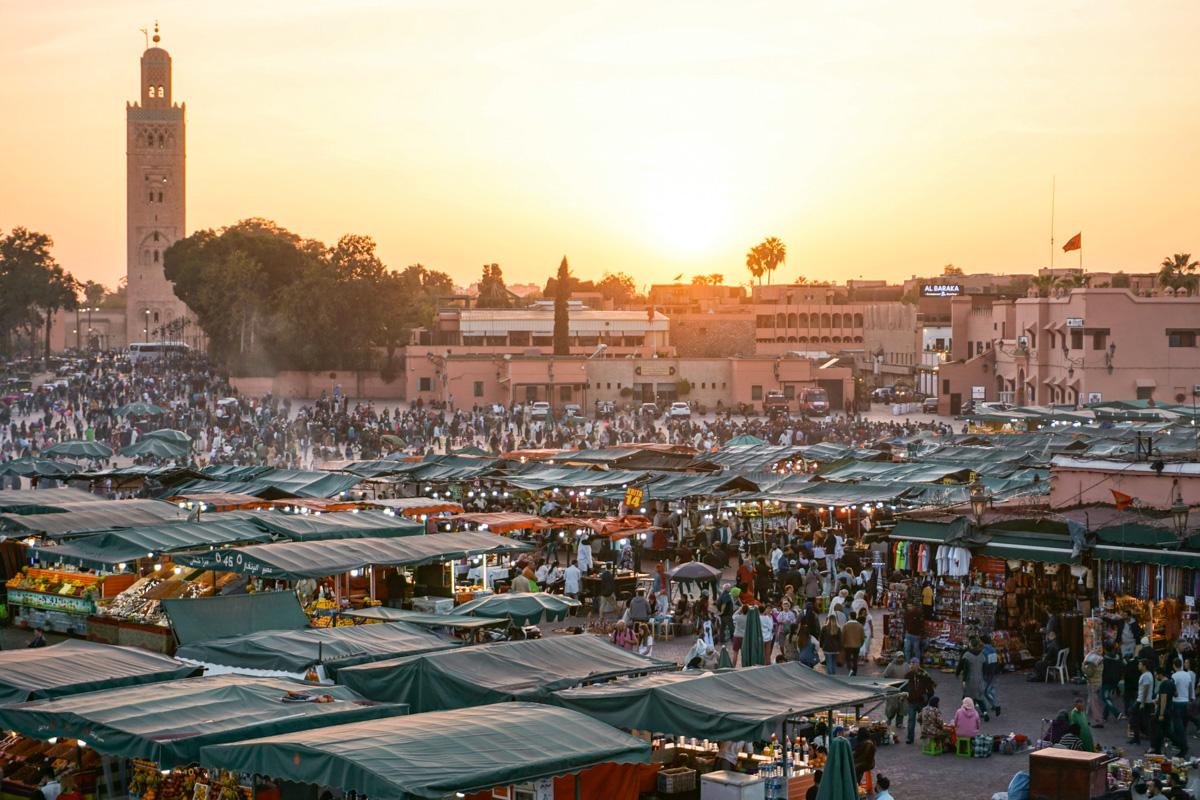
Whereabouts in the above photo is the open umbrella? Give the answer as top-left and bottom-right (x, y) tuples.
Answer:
(450, 592), (581, 626)
(667, 561), (722, 597)
(121, 438), (189, 459)
(143, 428), (192, 446)
(381, 434), (405, 447)
(116, 402), (166, 417)
(42, 440), (113, 459)
(741, 606), (765, 667)
(815, 736), (857, 800)
(717, 645), (734, 669)
(0, 457), (75, 478)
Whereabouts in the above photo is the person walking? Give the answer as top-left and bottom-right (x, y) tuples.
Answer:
(904, 659), (937, 745)
(1100, 644), (1125, 725)
(1168, 657), (1194, 758)
(882, 652), (910, 739)
(902, 602), (924, 664)
(841, 612), (865, 676)
(981, 633), (1001, 717)
(820, 614), (842, 675)
(957, 636), (989, 720)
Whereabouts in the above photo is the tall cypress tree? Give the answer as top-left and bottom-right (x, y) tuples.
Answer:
(553, 256), (570, 355)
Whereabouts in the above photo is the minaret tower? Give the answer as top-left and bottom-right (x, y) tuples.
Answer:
(126, 23), (189, 343)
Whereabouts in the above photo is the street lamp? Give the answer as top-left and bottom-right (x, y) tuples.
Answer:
(968, 479), (990, 528)
(1171, 481), (1190, 545)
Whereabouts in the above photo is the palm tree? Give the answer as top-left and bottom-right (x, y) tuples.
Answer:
(758, 237), (787, 285)
(1030, 274), (1056, 298)
(745, 246), (765, 285)
(1055, 272), (1089, 292)
(1159, 253), (1199, 292)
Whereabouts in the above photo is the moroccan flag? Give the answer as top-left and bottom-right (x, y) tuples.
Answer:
(1111, 489), (1133, 510)
(1062, 233), (1082, 252)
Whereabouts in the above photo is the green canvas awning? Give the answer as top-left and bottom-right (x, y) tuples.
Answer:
(552, 662), (894, 740)
(173, 532), (532, 580)
(197, 702), (650, 799)
(252, 510), (424, 541)
(500, 466), (649, 492)
(0, 675), (404, 768)
(891, 519), (1077, 564)
(1, 500), (183, 537)
(1095, 543), (1200, 569)
(163, 592), (311, 645)
(28, 518), (274, 568)
(0, 487), (102, 515)
(637, 473), (760, 501)
(175, 622), (460, 675)
(0, 640), (199, 705)
(336, 634), (674, 712)
(342, 608), (506, 630)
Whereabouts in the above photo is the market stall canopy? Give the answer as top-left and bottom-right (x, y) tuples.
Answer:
(634, 472), (759, 501)
(337, 634), (674, 712)
(251, 510), (423, 541)
(120, 437), (189, 459)
(500, 466), (649, 492)
(173, 531), (533, 580)
(450, 592), (581, 625)
(891, 518), (1079, 565)
(552, 662), (895, 741)
(448, 511), (546, 533)
(384, 455), (505, 484)
(176, 622), (459, 676)
(41, 440), (114, 460)
(690, 444), (806, 472)
(558, 445), (698, 472)
(164, 492), (273, 512)
(1, 500), (183, 537)
(197, 702), (649, 800)
(726, 434), (766, 446)
(342, 608), (506, 630)
(0, 640), (199, 705)
(164, 592), (311, 645)
(142, 428), (193, 445)
(0, 457), (75, 478)
(366, 497), (464, 516)
(173, 468), (362, 500)
(26, 518), (274, 568)
(0, 487), (103, 515)
(0, 675), (404, 768)
(544, 515), (653, 541)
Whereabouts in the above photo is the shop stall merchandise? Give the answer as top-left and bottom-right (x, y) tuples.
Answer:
(0, 733), (101, 800)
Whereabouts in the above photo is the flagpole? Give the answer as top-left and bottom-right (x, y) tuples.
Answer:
(1050, 176), (1056, 268)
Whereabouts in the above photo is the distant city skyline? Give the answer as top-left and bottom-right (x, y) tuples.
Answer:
(2, 1), (1198, 290)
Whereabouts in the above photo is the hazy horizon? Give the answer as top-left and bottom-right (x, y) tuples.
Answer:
(2, 1), (1198, 291)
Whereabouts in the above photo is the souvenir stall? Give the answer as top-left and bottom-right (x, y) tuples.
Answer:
(884, 519), (1082, 672)
(1093, 529), (1200, 659)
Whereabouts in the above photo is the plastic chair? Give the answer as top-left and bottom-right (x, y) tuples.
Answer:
(921, 739), (943, 756)
(956, 736), (973, 757)
(1046, 647), (1071, 684)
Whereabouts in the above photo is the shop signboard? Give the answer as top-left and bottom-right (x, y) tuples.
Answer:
(1065, 318), (1085, 328)
(922, 283), (962, 297)
(971, 386), (986, 400)
(1087, 392), (1102, 404)
(624, 486), (644, 508)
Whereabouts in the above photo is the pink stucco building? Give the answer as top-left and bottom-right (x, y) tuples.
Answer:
(939, 288), (1200, 413)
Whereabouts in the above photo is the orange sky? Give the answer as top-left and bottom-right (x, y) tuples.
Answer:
(2, 1), (1198, 291)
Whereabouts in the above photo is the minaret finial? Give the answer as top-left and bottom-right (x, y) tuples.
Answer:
(152, 21), (160, 45)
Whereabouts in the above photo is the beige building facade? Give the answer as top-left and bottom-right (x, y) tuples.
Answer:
(939, 288), (1200, 413)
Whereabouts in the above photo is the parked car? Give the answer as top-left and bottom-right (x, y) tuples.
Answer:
(668, 401), (692, 420)
(871, 386), (894, 403)
(561, 403), (583, 420)
(922, 396), (939, 413)
(639, 402), (659, 417)
(594, 400), (616, 419)
(529, 401), (551, 420)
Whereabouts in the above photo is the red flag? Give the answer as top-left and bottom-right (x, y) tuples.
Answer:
(1111, 489), (1133, 510)
(1062, 233), (1081, 252)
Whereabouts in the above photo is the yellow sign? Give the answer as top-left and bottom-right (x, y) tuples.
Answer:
(624, 487), (644, 508)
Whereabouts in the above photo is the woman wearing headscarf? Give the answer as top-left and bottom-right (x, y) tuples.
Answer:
(953, 697), (982, 741)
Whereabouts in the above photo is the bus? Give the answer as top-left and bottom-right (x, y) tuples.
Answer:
(128, 342), (190, 363)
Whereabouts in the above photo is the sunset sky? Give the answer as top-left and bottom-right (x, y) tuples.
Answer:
(2, 1), (1198, 291)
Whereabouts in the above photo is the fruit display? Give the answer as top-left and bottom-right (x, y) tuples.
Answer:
(0, 733), (99, 792)
(129, 764), (251, 800)
(95, 568), (234, 627)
